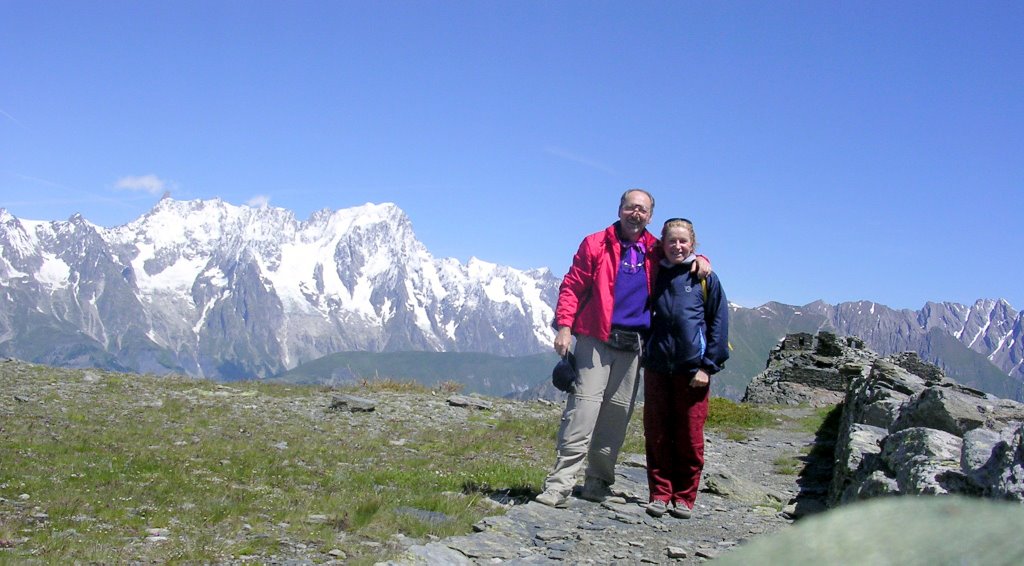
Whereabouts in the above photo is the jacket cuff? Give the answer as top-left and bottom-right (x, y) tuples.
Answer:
(701, 359), (721, 374)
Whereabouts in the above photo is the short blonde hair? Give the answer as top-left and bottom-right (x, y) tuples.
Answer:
(661, 218), (697, 249)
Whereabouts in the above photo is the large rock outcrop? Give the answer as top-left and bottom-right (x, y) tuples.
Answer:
(742, 331), (874, 407)
(745, 331), (1024, 507)
(831, 353), (1024, 505)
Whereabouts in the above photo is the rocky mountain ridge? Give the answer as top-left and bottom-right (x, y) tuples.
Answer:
(1, 198), (1021, 398)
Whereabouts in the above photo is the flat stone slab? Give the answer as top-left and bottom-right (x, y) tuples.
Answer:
(329, 394), (376, 412)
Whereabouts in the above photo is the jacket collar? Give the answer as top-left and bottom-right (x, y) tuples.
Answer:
(660, 253), (696, 268)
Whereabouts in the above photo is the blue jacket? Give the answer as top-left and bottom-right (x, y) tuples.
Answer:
(643, 261), (729, 375)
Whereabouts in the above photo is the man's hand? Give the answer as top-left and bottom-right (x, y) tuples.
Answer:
(554, 327), (573, 357)
(690, 255), (712, 279)
(690, 369), (710, 388)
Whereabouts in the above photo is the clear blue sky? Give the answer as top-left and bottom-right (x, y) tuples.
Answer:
(2, 1), (1022, 310)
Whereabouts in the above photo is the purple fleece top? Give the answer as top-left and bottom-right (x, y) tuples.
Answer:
(611, 240), (650, 329)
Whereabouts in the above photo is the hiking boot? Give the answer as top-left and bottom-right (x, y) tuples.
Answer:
(669, 501), (692, 519)
(535, 489), (569, 508)
(580, 477), (625, 503)
(645, 499), (668, 518)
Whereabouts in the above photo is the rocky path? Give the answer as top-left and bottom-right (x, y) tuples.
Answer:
(390, 407), (831, 565)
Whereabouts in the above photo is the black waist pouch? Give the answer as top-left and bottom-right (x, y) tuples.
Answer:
(606, 328), (641, 351)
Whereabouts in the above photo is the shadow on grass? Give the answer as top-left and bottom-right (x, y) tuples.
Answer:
(462, 480), (538, 505)
(792, 404), (843, 517)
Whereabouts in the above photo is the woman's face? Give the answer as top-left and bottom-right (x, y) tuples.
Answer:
(662, 226), (694, 265)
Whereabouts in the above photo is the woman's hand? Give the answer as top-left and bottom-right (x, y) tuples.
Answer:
(690, 369), (710, 388)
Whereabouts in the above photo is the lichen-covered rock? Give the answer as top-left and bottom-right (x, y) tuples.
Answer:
(702, 470), (784, 506)
(829, 423), (887, 505)
(881, 427), (964, 495)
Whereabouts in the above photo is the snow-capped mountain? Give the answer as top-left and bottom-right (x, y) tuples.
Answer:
(0, 197), (559, 379)
(919, 299), (1023, 378)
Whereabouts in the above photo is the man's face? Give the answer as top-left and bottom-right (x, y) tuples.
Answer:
(618, 192), (653, 240)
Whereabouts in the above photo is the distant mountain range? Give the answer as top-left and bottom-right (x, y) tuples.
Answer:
(715, 300), (1022, 401)
(1, 198), (1020, 400)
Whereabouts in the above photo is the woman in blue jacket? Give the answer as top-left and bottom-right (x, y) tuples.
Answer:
(642, 218), (729, 519)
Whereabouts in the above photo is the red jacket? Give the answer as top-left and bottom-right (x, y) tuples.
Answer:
(554, 222), (659, 343)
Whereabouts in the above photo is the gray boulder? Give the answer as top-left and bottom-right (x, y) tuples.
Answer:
(962, 423), (1024, 501)
(829, 423), (887, 504)
(881, 427), (965, 495)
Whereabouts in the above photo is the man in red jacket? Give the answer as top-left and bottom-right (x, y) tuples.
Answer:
(536, 189), (710, 507)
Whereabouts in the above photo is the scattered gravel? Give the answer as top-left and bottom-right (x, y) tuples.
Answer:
(390, 406), (830, 565)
